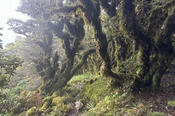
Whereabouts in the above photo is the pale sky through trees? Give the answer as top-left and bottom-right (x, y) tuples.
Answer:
(0, 0), (29, 47)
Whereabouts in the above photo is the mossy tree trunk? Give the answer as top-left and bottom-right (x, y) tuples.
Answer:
(78, 0), (122, 79)
(118, 0), (175, 91)
(74, 0), (175, 91)
(42, 17), (96, 93)
(44, 49), (95, 93)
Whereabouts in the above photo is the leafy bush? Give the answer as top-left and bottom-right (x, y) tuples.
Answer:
(0, 78), (27, 115)
(0, 50), (23, 88)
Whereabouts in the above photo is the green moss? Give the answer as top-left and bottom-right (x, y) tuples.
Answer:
(52, 103), (72, 115)
(68, 73), (95, 85)
(80, 78), (111, 103)
(89, 96), (117, 114)
(51, 96), (65, 106)
(147, 112), (167, 116)
(79, 77), (122, 115)
(39, 95), (73, 116)
(42, 96), (53, 103)
(50, 96), (73, 115)
(49, 111), (62, 116)
(64, 86), (80, 97)
(137, 50), (143, 62)
(44, 108), (53, 114)
(126, 109), (137, 116)
(40, 96), (53, 112)
(80, 112), (100, 116)
(136, 67), (143, 76)
(63, 104), (72, 112)
(40, 101), (51, 111)
(51, 91), (61, 97)
(168, 101), (175, 107)
(26, 107), (37, 116)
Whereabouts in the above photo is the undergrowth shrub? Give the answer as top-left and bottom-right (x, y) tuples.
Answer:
(20, 91), (42, 109)
(0, 78), (27, 115)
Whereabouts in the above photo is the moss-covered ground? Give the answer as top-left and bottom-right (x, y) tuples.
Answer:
(17, 72), (175, 116)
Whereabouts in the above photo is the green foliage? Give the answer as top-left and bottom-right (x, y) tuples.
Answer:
(0, 78), (26, 115)
(40, 95), (73, 116)
(5, 41), (22, 51)
(11, 79), (27, 94)
(89, 95), (118, 114)
(0, 51), (23, 88)
(0, 74), (8, 88)
(0, 49), (24, 115)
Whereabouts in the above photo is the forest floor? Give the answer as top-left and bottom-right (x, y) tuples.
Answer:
(65, 72), (175, 116)
(16, 72), (175, 116)
(46, 73), (175, 116)
(136, 72), (175, 116)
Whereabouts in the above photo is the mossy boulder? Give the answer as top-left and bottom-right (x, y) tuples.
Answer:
(147, 112), (167, 116)
(51, 103), (72, 115)
(39, 95), (74, 115)
(51, 96), (72, 114)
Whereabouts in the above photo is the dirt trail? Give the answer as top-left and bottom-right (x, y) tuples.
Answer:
(138, 70), (175, 115)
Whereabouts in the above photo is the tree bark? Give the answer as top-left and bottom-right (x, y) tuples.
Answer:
(118, 0), (175, 91)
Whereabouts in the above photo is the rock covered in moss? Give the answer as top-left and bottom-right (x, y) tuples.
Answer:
(50, 96), (73, 115)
